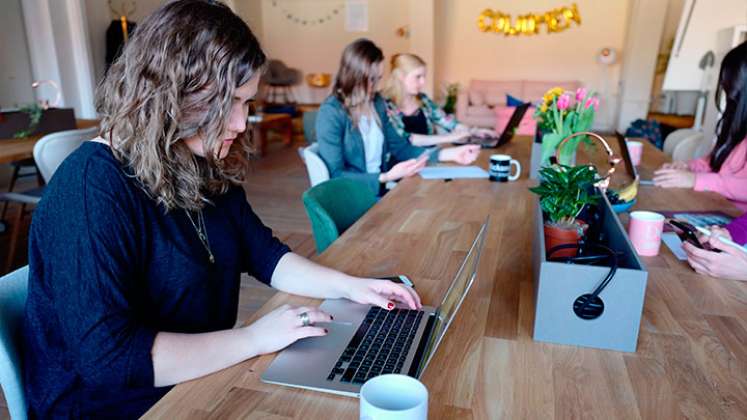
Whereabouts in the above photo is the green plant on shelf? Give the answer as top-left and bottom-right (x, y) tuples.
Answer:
(14, 103), (43, 138)
(442, 82), (459, 115)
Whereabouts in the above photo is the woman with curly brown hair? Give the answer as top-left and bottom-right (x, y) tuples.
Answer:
(22, 1), (421, 417)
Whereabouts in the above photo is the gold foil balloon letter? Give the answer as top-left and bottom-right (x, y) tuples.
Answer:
(478, 3), (581, 36)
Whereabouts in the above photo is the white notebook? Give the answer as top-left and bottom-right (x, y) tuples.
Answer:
(419, 166), (489, 179)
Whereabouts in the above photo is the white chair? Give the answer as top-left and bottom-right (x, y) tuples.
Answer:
(1, 126), (98, 271)
(33, 126), (99, 183)
(692, 135), (715, 160)
(300, 143), (330, 187)
(671, 132), (705, 162)
(663, 128), (699, 157)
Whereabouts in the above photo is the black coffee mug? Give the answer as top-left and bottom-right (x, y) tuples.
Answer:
(489, 154), (521, 182)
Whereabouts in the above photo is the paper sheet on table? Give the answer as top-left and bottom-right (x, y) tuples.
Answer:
(419, 166), (489, 179)
(662, 232), (687, 261)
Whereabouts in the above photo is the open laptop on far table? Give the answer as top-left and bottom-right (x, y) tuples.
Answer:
(459, 102), (531, 149)
(616, 132), (654, 186)
(261, 219), (489, 397)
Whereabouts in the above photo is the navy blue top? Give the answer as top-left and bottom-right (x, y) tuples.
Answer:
(22, 142), (290, 418)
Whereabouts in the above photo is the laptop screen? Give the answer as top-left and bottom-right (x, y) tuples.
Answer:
(497, 102), (531, 145)
(616, 132), (639, 179)
(417, 220), (488, 374)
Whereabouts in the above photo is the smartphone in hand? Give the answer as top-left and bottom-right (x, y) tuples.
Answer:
(667, 219), (721, 252)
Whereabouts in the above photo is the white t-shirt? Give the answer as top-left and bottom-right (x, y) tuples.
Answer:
(358, 115), (384, 174)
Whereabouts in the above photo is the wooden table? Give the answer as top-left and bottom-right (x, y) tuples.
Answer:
(0, 119), (99, 165)
(251, 113), (293, 157)
(144, 137), (747, 419)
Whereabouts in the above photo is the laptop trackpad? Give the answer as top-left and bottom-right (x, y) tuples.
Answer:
(261, 299), (367, 389)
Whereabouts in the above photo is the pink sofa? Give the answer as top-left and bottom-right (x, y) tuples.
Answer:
(456, 80), (581, 128)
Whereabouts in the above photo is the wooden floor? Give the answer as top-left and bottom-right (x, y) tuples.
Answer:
(0, 137), (315, 418)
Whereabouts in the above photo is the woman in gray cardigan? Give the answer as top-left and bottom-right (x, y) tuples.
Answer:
(316, 39), (480, 195)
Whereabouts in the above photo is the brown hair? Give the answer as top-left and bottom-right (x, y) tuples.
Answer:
(332, 38), (384, 126)
(382, 53), (426, 109)
(96, 0), (266, 211)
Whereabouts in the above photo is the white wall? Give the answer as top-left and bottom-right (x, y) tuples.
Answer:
(409, 0), (435, 97)
(434, 0), (630, 131)
(617, 0), (668, 132)
(18, 0), (96, 118)
(238, 0), (411, 104)
(236, 0), (263, 43)
(0, 0), (35, 109)
(84, 0), (166, 85)
(662, 0), (747, 91)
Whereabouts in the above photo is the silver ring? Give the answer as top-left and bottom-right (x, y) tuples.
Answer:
(299, 312), (311, 327)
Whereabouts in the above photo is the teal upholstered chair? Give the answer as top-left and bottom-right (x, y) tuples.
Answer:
(302, 178), (377, 254)
(0, 265), (29, 420)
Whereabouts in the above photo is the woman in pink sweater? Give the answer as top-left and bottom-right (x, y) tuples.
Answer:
(654, 41), (747, 211)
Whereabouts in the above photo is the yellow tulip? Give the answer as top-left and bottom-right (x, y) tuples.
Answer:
(540, 103), (548, 113)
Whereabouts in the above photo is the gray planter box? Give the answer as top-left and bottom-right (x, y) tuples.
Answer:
(531, 193), (648, 352)
(530, 141), (543, 179)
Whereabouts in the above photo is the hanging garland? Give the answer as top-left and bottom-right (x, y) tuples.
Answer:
(270, 0), (344, 26)
(478, 3), (582, 36)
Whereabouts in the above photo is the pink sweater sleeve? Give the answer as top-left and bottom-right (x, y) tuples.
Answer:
(692, 140), (747, 202)
(688, 155), (711, 172)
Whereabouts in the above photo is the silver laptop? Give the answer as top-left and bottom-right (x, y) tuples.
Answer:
(261, 220), (488, 397)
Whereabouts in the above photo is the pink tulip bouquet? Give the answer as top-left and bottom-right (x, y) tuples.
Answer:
(535, 87), (600, 165)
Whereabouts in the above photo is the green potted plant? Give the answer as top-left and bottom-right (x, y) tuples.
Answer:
(13, 103), (44, 138)
(442, 82), (459, 115)
(529, 163), (601, 257)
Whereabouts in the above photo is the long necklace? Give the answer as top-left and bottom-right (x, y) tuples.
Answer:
(185, 209), (215, 264)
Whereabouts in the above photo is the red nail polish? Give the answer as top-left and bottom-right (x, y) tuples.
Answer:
(387, 302), (394, 310)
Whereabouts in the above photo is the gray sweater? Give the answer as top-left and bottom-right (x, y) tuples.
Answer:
(316, 93), (438, 194)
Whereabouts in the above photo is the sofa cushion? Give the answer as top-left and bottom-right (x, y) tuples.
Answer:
(469, 80), (523, 99)
(469, 91), (485, 106)
(484, 91), (505, 106)
(494, 105), (537, 135)
(466, 105), (494, 118)
(506, 94), (525, 107)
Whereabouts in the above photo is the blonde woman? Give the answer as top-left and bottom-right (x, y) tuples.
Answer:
(22, 2), (421, 418)
(382, 53), (496, 147)
(316, 40), (480, 195)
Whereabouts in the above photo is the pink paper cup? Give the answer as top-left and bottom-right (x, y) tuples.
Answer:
(628, 211), (665, 256)
(627, 141), (643, 166)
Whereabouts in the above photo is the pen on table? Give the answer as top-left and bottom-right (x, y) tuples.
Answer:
(694, 225), (747, 253)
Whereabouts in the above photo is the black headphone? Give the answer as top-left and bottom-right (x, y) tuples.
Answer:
(547, 242), (619, 320)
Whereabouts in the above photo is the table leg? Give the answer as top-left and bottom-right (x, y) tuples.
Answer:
(282, 120), (293, 147)
(253, 126), (265, 157)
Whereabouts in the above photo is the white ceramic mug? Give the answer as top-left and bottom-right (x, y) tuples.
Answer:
(359, 374), (428, 420)
(489, 154), (521, 182)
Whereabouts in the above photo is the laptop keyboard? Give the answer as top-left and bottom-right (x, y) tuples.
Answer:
(326, 306), (424, 385)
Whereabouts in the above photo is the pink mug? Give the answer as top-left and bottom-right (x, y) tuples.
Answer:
(626, 141), (643, 166)
(628, 211), (665, 256)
